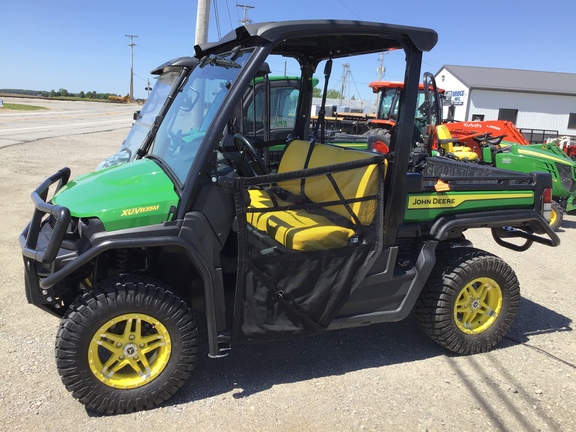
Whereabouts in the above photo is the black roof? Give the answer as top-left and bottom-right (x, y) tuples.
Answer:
(151, 57), (199, 75)
(440, 65), (576, 96)
(195, 20), (437, 62)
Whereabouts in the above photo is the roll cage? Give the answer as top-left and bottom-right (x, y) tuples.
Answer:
(179, 21), (438, 242)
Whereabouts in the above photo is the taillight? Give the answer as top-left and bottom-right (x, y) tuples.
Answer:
(542, 187), (552, 222)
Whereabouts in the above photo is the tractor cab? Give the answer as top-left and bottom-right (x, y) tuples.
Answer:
(366, 80), (445, 152)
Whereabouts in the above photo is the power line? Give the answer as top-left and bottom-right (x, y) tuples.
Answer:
(335, 0), (363, 20)
(348, 70), (364, 106)
(212, 0), (222, 39)
(225, 0), (234, 30)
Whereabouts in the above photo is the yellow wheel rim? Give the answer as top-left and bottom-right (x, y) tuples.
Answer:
(454, 277), (503, 335)
(88, 313), (171, 389)
(550, 207), (557, 227)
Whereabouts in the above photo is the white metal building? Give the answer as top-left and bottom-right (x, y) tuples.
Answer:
(435, 65), (576, 141)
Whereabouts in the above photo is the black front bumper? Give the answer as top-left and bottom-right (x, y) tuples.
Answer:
(19, 168), (77, 316)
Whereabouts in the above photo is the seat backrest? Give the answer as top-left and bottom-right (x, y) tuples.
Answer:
(436, 124), (454, 153)
(276, 139), (312, 173)
(277, 140), (386, 225)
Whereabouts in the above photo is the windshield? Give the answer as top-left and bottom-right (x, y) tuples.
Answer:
(97, 71), (180, 170)
(379, 89), (428, 122)
(149, 50), (253, 183)
(377, 88), (396, 120)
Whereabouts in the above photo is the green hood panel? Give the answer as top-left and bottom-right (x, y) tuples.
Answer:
(54, 159), (179, 231)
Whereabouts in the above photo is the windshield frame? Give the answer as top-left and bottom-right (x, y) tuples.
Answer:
(176, 45), (272, 218)
(145, 47), (257, 188)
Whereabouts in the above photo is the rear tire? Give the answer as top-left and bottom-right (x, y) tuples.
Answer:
(55, 279), (198, 414)
(415, 247), (519, 355)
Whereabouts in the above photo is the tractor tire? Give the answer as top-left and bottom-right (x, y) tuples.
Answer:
(415, 247), (519, 355)
(364, 128), (391, 153)
(55, 279), (199, 414)
(549, 201), (564, 231)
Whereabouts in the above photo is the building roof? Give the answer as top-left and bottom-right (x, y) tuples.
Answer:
(439, 65), (576, 96)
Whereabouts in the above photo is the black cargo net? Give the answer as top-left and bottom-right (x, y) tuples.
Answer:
(233, 153), (385, 340)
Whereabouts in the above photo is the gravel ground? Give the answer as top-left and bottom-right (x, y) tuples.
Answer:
(1, 129), (575, 431)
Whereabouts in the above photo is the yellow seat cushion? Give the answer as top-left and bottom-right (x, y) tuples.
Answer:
(451, 148), (478, 161)
(247, 189), (354, 251)
(264, 210), (354, 251)
(436, 124), (453, 142)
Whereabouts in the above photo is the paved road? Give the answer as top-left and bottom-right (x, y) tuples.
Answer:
(0, 97), (137, 148)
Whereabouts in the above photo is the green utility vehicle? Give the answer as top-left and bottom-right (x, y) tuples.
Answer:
(20, 21), (560, 414)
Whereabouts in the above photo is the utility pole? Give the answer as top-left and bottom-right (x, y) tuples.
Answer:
(340, 63), (350, 106)
(193, 0), (211, 126)
(125, 34), (138, 102)
(376, 52), (386, 81)
(375, 52), (386, 108)
(195, 0), (211, 45)
(236, 4), (254, 25)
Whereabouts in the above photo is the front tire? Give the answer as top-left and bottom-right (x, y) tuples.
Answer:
(55, 279), (198, 414)
(415, 247), (520, 355)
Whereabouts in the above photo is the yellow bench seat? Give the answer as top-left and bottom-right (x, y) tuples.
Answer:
(245, 140), (386, 252)
(247, 189), (355, 251)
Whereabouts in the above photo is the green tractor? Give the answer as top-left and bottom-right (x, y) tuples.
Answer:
(20, 20), (559, 414)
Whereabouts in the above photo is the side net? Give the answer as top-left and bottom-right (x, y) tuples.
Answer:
(234, 153), (385, 340)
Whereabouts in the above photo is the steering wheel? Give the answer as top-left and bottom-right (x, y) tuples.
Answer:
(233, 133), (269, 176)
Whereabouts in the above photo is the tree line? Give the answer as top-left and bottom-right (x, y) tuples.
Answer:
(0, 88), (127, 100)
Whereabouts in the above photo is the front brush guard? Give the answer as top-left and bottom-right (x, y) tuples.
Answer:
(19, 167), (71, 265)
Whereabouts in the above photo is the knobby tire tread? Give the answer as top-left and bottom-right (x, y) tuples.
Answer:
(415, 247), (520, 355)
(55, 277), (199, 414)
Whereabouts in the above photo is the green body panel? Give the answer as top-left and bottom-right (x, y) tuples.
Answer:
(404, 190), (535, 222)
(54, 159), (179, 231)
(488, 142), (576, 211)
(482, 141), (576, 211)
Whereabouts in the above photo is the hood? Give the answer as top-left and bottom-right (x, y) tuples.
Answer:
(512, 142), (576, 166)
(54, 159), (179, 231)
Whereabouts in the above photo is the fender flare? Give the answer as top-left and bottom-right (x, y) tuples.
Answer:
(37, 235), (222, 358)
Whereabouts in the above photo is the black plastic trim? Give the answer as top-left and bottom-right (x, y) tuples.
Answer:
(429, 209), (560, 250)
(332, 240), (437, 325)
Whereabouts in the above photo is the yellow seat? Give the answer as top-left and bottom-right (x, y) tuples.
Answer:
(436, 125), (478, 161)
(246, 140), (386, 251)
(247, 188), (355, 251)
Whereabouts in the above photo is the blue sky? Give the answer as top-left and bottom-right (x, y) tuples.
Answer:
(1, 0), (575, 101)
